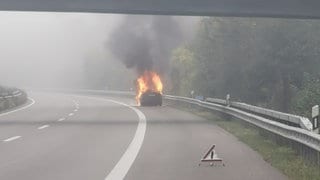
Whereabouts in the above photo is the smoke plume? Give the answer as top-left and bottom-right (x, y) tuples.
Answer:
(108, 16), (183, 75)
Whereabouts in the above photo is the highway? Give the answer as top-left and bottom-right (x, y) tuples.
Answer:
(0, 91), (287, 180)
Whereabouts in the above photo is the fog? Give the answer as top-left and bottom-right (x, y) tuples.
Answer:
(0, 11), (120, 88)
(0, 12), (198, 90)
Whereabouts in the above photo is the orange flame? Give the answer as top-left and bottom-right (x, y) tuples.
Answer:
(136, 71), (163, 105)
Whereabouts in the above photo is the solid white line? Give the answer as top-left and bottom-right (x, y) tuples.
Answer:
(38, 125), (49, 130)
(104, 101), (146, 180)
(71, 95), (147, 180)
(0, 97), (35, 117)
(3, 136), (21, 142)
(58, 118), (65, 121)
(12, 90), (19, 94)
(68, 113), (74, 116)
(13, 93), (22, 97)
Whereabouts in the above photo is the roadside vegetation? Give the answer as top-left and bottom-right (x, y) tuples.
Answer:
(169, 17), (320, 118)
(184, 107), (320, 180)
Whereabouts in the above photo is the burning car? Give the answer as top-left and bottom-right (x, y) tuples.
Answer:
(136, 71), (163, 106)
(140, 90), (162, 106)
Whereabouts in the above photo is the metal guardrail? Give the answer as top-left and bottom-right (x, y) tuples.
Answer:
(0, 89), (23, 100)
(57, 89), (312, 130)
(46, 89), (320, 161)
(206, 97), (313, 131)
(164, 95), (320, 156)
(0, 88), (26, 112)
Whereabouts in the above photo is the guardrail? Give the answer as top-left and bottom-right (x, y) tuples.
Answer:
(206, 98), (313, 131)
(47, 89), (320, 164)
(164, 95), (320, 165)
(0, 87), (27, 112)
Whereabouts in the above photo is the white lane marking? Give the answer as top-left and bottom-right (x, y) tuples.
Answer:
(3, 136), (21, 142)
(58, 117), (65, 121)
(72, 100), (79, 107)
(71, 94), (147, 180)
(74, 109), (78, 112)
(68, 113), (74, 116)
(13, 93), (22, 97)
(12, 90), (19, 94)
(38, 125), (49, 130)
(105, 101), (146, 180)
(0, 97), (35, 117)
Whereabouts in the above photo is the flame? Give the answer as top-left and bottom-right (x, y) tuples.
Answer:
(136, 71), (163, 105)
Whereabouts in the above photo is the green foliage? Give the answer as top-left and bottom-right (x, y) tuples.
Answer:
(170, 46), (196, 96)
(170, 17), (320, 114)
(291, 73), (320, 117)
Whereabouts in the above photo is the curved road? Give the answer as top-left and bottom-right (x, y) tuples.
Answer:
(0, 91), (287, 180)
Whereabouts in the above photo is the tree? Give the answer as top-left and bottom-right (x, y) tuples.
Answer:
(170, 17), (320, 115)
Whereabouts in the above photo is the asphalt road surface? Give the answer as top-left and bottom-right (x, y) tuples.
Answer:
(0, 91), (287, 180)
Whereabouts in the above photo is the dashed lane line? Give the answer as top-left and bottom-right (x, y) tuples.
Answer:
(3, 136), (21, 142)
(58, 117), (65, 121)
(38, 125), (49, 130)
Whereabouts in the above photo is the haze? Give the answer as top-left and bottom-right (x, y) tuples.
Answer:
(0, 12), (197, 90)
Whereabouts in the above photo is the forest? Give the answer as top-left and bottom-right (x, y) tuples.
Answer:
(170, 17), (320, 117)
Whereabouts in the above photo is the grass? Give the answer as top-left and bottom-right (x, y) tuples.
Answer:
(185, 107), (320, 180)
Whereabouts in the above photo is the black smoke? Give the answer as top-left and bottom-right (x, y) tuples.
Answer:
(108, 16), (183, 75)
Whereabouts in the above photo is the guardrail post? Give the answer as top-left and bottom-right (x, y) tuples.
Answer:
(226, 94), (230, 107)
(318, 151), (320, 166)
(312, 105), (319, 134)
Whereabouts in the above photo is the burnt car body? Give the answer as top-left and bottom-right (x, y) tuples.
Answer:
(140, 90), (162, 106)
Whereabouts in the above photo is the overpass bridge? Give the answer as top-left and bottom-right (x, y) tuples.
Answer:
(1, 0), (320, 19)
